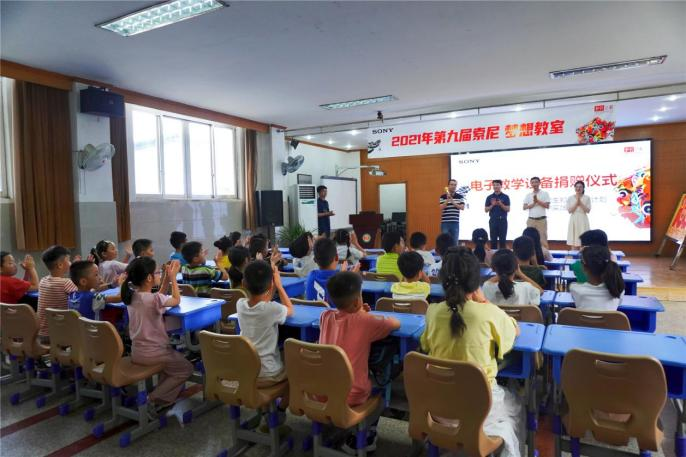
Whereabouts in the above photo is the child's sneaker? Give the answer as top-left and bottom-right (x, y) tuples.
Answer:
(341, 429), (377, 455)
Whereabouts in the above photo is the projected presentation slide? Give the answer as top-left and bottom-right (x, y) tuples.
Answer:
(450, 140), (651, 242)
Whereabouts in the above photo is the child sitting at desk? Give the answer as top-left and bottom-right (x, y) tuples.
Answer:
(390, 251), (431, 300)
(426, 232), (455, 277)
(37, 246), (78, 342)
(335, 229), (366, 266)
(0, 251), (39, 307)
(181, 241), (228, 297)
(237, 259), (293, 389)
(228, 246), (250, 289)
(214, 232), (241, 271)
(482, 250), (542, 306)
(319, 271), (400, 454)
(169, 231), (188, 265)
(123, 258), (191, 415)
(289, 232), (317, 278)
(570, 229), (615, 284)
(132, 238), (155, 258)
(512, 236), (546, 289)
(306, 238), (341, 303)
(91, 240), (133, 287)
(471, 228), (494, 267)
(408, 231), (435, 268)
(570, 245), (624, 311)
(420, 246), (522, 457)
(376, 232), (405, 280)
(69, 260), (122, 320)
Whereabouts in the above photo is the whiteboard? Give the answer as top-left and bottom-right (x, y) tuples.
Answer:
(321, 176), (358, 230)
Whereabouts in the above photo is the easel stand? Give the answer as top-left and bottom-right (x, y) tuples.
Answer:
(655, 236), (684, 270)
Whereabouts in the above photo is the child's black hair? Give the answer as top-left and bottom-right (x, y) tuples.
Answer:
(170, 231), (187, 250)
(229, 231), (242, 245)
(434, 233), (455, 257)
(581, 245), (624, 299)
(490, 250), (517, 300)
(289, 233), (311, 259)
(213, 235), (235, 254)
(334, 230), (352, 261)
(42, 245), (71, 270)
(313, 238), (337, 268)
(471, 228), (489, 263)
(579, 229), (609, 247)
(243, 260), (273, 295)
(512, 236), (535, 262)
(327, 271), (362, 310)
(381, 232), (403, 253)
(439, 246), (481, 336)
(522, 227), (545, 265)
(409, 232), (427, 250)
(132, 238), (153, 257)
(0, 251), (10, 266)
(248, 236), (268, 260)
(227, 246), (250, 288)
(398, 251), (424, 280)
(181, 241), (203, 264)
(90, 240), (113, 266)
(70, 260), (96, 287)
(121, 257), (157, 305)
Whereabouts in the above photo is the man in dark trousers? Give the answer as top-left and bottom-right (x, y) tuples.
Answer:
(317, 185), (334, 237)
(484, 179), (510, 249)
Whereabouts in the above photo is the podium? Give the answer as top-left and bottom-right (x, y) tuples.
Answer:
(350, 212), (383, 249)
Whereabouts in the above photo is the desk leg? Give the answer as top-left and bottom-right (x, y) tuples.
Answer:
(553, 375), (562, 457)
(674, 399), (685, 457)
(400, 339), (408, 360)
(526, 355), (538, 457)
(183, 331), (201, 352)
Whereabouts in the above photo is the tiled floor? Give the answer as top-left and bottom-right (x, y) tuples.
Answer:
(2, 301), (684, 457)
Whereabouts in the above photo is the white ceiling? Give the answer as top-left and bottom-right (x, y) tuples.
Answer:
(2, 1), (685, 129)
(294, 93), (686, 150)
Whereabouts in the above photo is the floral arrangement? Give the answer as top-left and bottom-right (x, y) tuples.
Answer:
(576, 117), (615, 144)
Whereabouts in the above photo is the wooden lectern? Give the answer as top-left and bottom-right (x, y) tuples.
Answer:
(350, 212), (383, 249)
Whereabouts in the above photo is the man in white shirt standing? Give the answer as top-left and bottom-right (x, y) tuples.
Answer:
(522, 177), (551, 248)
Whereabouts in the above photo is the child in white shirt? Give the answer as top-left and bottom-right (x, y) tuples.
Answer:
(289, 232), (317, 278)
(409, 232), (435, 268)
(570, 245), (624, 311)
(334, 230), (366, 266)
(483, 249), (542, 306)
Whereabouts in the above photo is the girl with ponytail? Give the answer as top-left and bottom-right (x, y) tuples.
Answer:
(471, 228), (493, 266)
(419, 246), (523, 457)
(123, 258), (192, 413)
(482, 250), (542, 306)
(92, 240), (132, 286)
(227, 246), (250, 289)
(570, 245), (625, 311)
(334, 229), (366, 266)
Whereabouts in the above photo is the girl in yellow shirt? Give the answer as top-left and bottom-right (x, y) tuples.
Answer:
(214, 232), (241, 270)
(420, 246), (523, 457)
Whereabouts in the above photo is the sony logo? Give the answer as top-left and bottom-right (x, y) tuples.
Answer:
(458, 159), (480, 164)
(372, 128), (394, 134)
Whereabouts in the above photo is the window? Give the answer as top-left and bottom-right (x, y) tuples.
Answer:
(0, 77), (15, 199)
(130, 107), (238, 199)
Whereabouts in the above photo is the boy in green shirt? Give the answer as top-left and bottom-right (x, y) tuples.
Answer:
(391, 251), (431, 300)
(512, 236), (546, 289)
(375, 232), (405, 280)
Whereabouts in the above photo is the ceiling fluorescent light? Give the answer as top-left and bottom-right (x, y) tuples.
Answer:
(320, 95), (395, 110)
(98, 0), (227, 37)
(550, 55), (667, 79)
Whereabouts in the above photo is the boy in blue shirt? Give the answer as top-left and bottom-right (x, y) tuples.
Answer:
(69, 260), (121, 320)
(305, 238), (341, 303)
(169, 231), (188, 265)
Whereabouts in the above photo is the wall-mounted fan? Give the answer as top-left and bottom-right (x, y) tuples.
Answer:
(77, 143), (116, 171)
(281, 155), (305, 175)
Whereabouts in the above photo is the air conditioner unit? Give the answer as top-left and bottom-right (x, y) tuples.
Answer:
(289, 184), (318, 232)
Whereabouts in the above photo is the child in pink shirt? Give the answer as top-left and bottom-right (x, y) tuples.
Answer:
(319, 271), (400, 454)
(122, 257), (191, 415)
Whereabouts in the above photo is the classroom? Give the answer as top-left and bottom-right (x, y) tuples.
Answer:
(1, 2), (685, 457)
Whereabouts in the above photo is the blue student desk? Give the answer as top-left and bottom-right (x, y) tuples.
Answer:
(560, 270), (643, 295)
(229, 304), (326, 341)
(544, 258), (575, 270)
(552, 292), (664, 332)
(567, 249), (626, 260)
(549, 250), (570, 258)
(213, 276), (305, 298)
(542, 325), (686, 457)
(542, 269), (561, 290)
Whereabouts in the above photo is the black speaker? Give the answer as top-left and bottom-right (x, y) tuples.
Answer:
(80, 87), (125, 118)
(256, 190), (284, 226)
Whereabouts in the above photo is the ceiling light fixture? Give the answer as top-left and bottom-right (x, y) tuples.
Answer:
(327, 139), (335, 145)
(449, 112), (458, 118)
(98, 0), (227, 37)
(666, 94), (682, 102)
(651, 115), (661, 122)
(349, 130), (360, 136)
(345, 144), (352, 149)
(305, 135), (313, 140)
(320, 95), (395, 110)
(658, 106), (671, 112)
(549, 55), (667, 79)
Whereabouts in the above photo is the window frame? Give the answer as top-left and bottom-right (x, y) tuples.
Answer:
(127, 103), (239, 201)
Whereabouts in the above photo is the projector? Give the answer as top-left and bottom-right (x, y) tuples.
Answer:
(369, 169), (386, 177)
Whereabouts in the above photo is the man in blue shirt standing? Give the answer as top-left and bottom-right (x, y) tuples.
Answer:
(484, 179), (510, 249)
(317, 185), (334, 238)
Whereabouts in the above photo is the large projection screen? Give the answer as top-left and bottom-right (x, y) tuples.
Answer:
(449, 140), (652, 242)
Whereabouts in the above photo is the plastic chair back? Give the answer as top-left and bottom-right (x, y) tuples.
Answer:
(498, 305), (544, 324)
(46, 308), (82, 366)
(558, 308), (630, 331)
(376, 297), (428, 314)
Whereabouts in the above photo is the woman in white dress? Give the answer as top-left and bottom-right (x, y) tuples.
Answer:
(567, 180), (591, 248)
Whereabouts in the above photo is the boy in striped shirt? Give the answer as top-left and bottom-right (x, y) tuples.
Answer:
(37, 245), (78, 342)
(181, 241), (228, 296)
